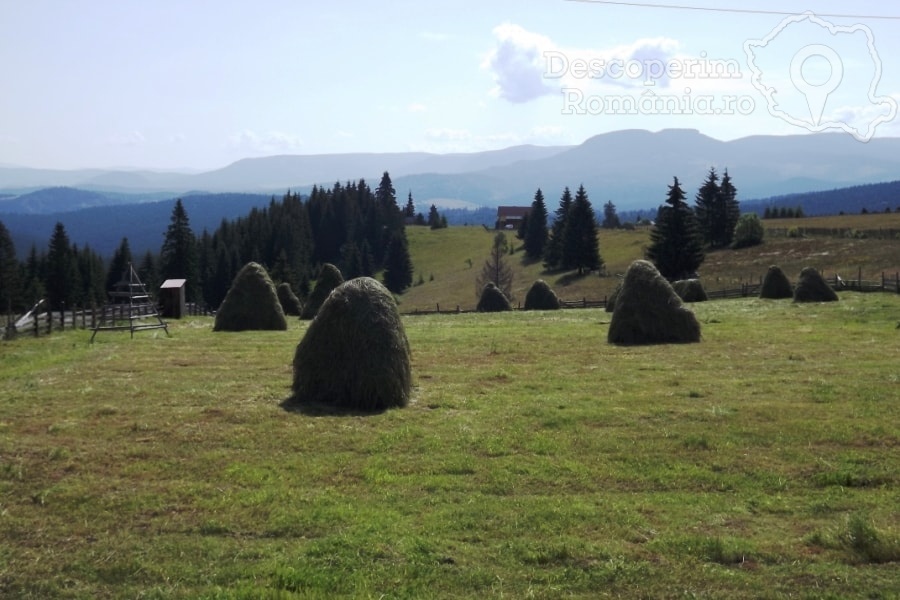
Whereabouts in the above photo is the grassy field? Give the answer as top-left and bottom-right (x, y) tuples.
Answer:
(1, 292), (898, 598)
(400, 213), (900, 312)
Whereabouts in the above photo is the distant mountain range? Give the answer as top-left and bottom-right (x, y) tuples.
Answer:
(3, 128), (900, 258)
(3, 129), (900, 213)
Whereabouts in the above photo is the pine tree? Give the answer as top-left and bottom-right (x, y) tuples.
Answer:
(76, 245), (105, 307)
(160, 199), (199, 301)
(0, 220), (21, 312)
(646, 177), (705, 280)
(427, 204), (441, 229)
(543, 187), (573, 270)
(138, 251), (160, 296)
(382, 231), (414, 293)
(524, 188), (549, 260)
(405, 191), (416, 219)
(563, 185), (603, 276)
(601, 200), (621, 229)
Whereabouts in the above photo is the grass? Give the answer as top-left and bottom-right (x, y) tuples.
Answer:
(401, 213), (900, 312)
(1, 292), (898, 598)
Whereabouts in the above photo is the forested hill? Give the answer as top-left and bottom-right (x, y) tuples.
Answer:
(2, 192), (274, 257)
(743, 180), (900, 216)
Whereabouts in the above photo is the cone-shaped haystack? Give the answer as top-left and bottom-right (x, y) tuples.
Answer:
(291, 277), (411, 411)
(300, 263), (344, 320)
(605, 282), (622, 313)
(759, 265), (793, 299)
(477, 282), (512, 312)
(793, 267), (838, 302)
(523, 280), (560, 310)
(277, 282), (303, 316)
(214, 262), (287, 331)
(608, 260), (701, 345)
(672, 279), (708, 302)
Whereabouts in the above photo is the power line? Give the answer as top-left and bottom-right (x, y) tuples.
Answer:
(564, 0), (900, 20)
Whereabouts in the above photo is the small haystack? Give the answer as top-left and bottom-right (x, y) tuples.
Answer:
(794, 267), (838, 302)
(608, 260), (701, 345)
(672, 279), (708, 302)
(300, 263), (344, 320)
(523, 280), (560, 310)
(759, 265), (793, 299)
(291, 277), (411, 412)
(605, 282), (622, 313)
(276, 282), (303, 316)
(214, 262), (287, 331)
(477, 282), (512, 312)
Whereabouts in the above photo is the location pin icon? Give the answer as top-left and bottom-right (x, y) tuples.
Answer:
(790, 44), (843, 126)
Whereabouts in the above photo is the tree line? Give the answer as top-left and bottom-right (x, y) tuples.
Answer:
(0, 172), (415, 315)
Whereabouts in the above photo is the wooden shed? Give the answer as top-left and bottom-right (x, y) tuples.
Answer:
(159, 279), (187, 319)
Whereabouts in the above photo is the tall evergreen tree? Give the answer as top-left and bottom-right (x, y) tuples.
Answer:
(138, 250), (160, 296)
(427, 204), (442, 229)
(0, 220), (21, 312)
(601, 200), (621, 229)
(563, 185), (603, 276)
(160, 199), (199, 301)
(524, 188), (549, 260)
(646, 177), (705, 280)
(76, 245), (105, 307)
(382, 231), (414, 294)
(543, 186), (573, 270)
(718, 169), (740, 248)
(694, 167), (720, 247)
(45, 222), (79, 310)
(106, 237), (133, 293)
(405, 191), (416, 219)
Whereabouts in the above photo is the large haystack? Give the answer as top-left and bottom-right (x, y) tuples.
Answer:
(291, 277), (411, 412)
(214, 262), (287, 331)
(794, 267), (838, 302)
(672, 279), (708, 302)
(300, 263), (344, 320)
(477, 282), (512, 312)
(276, 282), (303, 316)
(608, 260), (701, 345)
(759, 265), (793, 299)
(523, 280), (560, 310)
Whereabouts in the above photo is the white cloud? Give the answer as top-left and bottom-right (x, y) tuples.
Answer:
(229, 130), (303, 153)
(483, 23), (558, 103)
(408, 103), (427, 113)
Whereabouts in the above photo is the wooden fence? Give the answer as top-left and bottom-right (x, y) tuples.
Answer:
(2, 302), (212, 340)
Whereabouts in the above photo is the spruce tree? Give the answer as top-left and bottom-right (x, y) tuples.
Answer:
(719, 169), (740, 247)
(160, 199), (199, 301)
(0, 220), (21, 312)
(523, 188), (548, 260)
(106, 237), (133, 293)
(382, 231), (414, 294)
(543, 187), (573, 270)
(601, 200), (621, 229)
(563, 185), (603, 276)
(427, 204), (441, 229)
(405, 191), (416, 219)
(45, 222), (79, 310)
(646, 177), (705, 280)
(694, 167), (719, 247)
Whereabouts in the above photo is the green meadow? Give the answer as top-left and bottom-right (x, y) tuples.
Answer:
(1, 292), (898, 598)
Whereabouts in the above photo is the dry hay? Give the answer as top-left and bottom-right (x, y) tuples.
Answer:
(523, 279), (560, 310)
(276, 282), (303, 316)
(477, 282), (512, 312)
(213, 262), (287, 331)
(794, 267), (838, 302)
(300, 263), (344, 320)
(672, 278), (708, 302)
(290, 277), (411, 412)
(759, 265), (793, 299)
(608, 260), (701, 345)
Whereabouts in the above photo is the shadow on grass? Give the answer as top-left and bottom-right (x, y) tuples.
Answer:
(279, 395), (388, 417)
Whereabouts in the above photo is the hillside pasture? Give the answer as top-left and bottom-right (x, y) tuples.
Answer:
(1, 293), (898, 598)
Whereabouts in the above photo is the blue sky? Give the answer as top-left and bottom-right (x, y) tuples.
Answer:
(2, 0), (900, 170)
